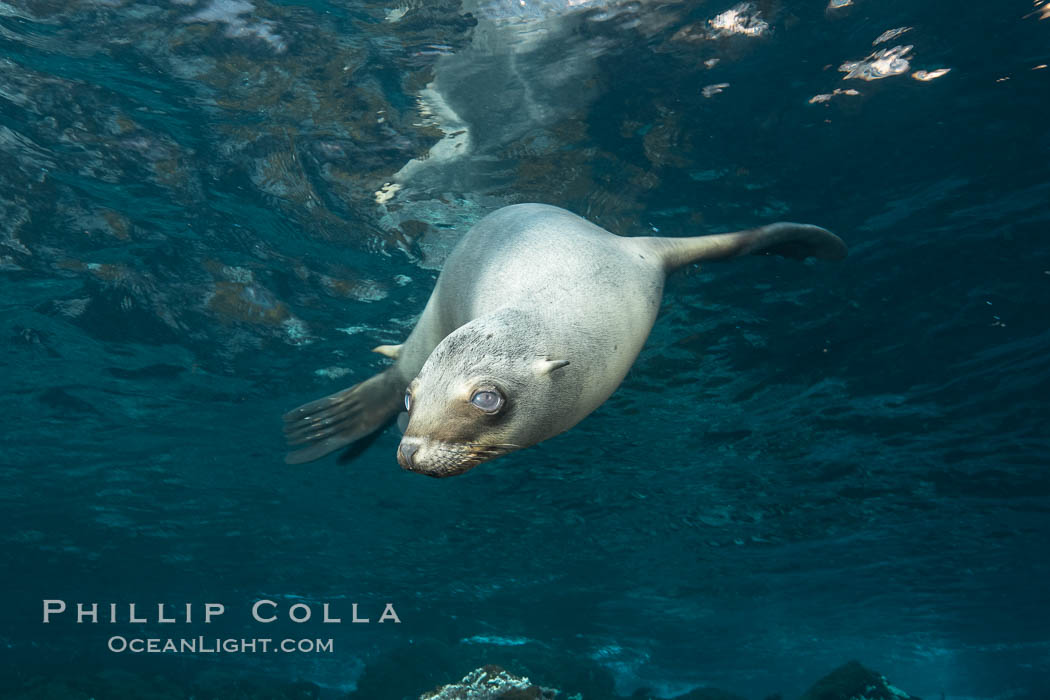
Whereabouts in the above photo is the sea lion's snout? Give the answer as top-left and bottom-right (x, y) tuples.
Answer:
(395, 436), (466, 477)
(397, 440), (420, 469)
(396, 434), (518, 477)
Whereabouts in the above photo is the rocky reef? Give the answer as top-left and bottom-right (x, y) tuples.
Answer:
(421, 665), (557, 699)
(797, 661), (920, 700)
(0, 658), (928, 700)
(416, 660), (923, 700)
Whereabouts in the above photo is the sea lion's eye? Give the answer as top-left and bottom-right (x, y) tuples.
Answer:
(404, 390), (412, 412)
(470, 389), (503, 413)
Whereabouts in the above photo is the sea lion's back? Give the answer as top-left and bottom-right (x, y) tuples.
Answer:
(436, 203), (662, 326)
(456, 203), (610, 264)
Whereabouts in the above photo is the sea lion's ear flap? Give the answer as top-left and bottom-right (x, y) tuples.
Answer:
(534, 359), (570, 376)
(372, 344), (403, 359)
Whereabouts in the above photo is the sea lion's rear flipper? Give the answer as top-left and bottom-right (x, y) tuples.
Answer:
(283, 369), (404, 464)
(644, 222), (847, 272)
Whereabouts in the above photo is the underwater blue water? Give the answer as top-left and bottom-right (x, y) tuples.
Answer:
(1, 0), (1049, 698)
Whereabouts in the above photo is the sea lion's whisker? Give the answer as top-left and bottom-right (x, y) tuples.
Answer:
(461, 443), (520, 458)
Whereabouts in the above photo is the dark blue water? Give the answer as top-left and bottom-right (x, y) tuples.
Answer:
(2, 1), (1048, 698)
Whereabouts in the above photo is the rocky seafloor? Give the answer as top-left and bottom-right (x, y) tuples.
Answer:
(0, 659), (929, 700)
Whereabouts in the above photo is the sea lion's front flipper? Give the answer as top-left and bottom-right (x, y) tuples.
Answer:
(283, 369), (404, 464)
(644, 222), (847, 272)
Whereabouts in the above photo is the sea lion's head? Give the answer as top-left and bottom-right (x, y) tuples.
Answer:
(397, 310), (573, 477)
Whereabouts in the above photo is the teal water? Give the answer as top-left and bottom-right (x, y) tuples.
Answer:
(1, 1), (1048, 698)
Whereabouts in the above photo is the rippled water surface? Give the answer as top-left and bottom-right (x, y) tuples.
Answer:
(2, 1), (1049, 698)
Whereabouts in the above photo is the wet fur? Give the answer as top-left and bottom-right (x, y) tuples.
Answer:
(283, 204), (846, 473)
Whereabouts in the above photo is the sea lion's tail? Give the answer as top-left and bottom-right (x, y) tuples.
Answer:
(639, 222), (847, 272)
(282, 369), (404, 464)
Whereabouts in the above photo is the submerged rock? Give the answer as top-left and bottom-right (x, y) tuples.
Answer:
(0, 666), (323, 700)
(800, 661), (920, 700)
(628, 687), (749, 700)
(421, 664), (558, 699)
(670, 688), (750, 700)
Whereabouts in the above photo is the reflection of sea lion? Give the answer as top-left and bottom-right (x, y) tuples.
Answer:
(284, 204), (846, 476)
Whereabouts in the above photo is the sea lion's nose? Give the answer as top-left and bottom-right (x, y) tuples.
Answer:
(398, 441), (419, 469)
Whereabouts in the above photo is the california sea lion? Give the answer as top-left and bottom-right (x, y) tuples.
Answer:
(284, 204), (846, 476)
